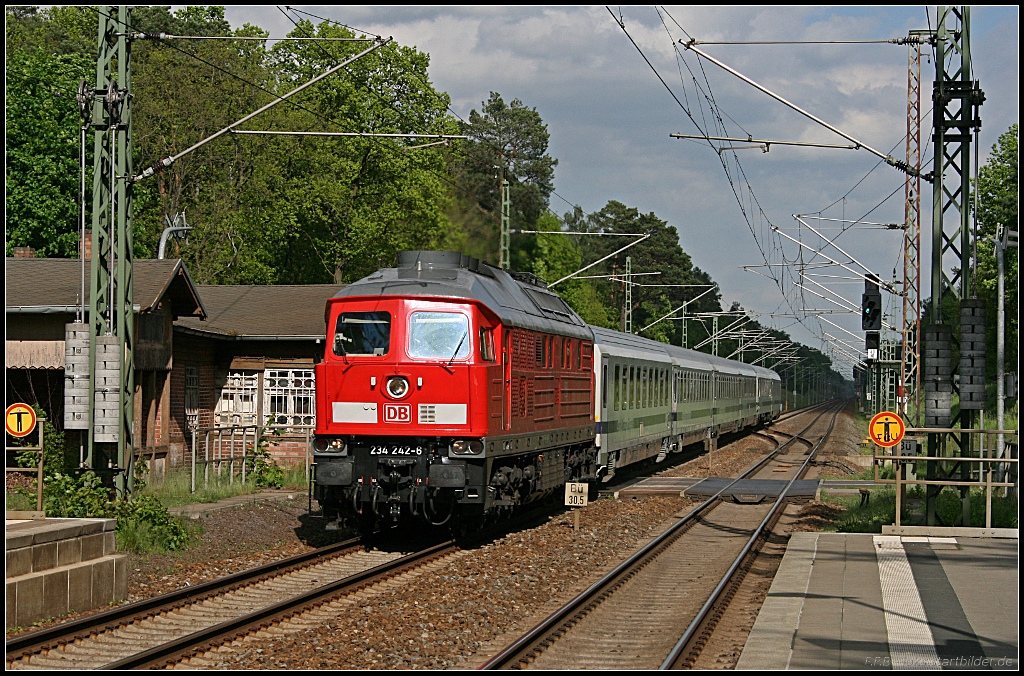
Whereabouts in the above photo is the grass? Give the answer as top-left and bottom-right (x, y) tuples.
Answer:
(140, 465), (309, 508)
(819, 485), (1019, 532)
(115, 515), (205, 554)
(5, 488), (38, 512)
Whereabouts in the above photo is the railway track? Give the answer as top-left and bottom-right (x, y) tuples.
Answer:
(480, 401), (844, 670)
(5, 538), (457, 670)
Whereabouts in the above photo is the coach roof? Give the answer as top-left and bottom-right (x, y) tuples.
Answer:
(331, 251), (593, 340)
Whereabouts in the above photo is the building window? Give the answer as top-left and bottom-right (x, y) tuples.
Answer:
(185, 366), (200, 430)
(216, 371), (258, 426)
(264, 368), (315, 428)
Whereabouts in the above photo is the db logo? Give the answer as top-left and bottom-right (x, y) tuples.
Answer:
(383, 404), (411, 423)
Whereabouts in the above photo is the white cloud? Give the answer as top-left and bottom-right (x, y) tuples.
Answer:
(211, 5), (1018, 360)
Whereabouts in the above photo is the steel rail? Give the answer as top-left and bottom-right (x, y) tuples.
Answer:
(99, 540), (458, 670)
(661, 400), (844, 669)
(479, 403), (839, 670)
(6, 537), (363, 661)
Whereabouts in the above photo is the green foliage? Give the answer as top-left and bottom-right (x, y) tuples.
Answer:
(43, 471), (113, 519)
(972, 124), (1018, 388)
(43, 470), (192, 553)
(562, 200), (720, 342)
(13, 409), (68, 476)
(458, 93), (557, 226)
(832, 487), (898, 533)
(248, 425), (285, 488)
(4, 47), (93, 257)
(935, 487), (1018, 529)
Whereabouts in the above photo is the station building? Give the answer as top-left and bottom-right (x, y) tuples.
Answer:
(4, 254), (341, 478)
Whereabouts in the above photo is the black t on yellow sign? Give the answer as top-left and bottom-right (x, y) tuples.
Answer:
(868, 411), (905, 448)
(6, 403), (37, 438)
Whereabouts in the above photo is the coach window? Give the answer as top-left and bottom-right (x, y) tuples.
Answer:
(334, 312), (390, 356)
(408, 312), (470, 360)
(629, 366), (635, 409)
(614, 364), (620, 411)
(637, 367), (643, 409)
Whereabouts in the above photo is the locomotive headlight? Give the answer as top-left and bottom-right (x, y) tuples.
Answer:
(313, 437), (346, 454)
(386, 376), (410, 399)
(451, 439), (484, 455)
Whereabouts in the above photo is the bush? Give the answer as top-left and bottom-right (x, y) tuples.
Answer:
(14, 410), (66, 475)
(248, 425), (285, 489)
(43, 470), (194, 553)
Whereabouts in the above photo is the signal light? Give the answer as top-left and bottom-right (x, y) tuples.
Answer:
(862, 291), (882, 331)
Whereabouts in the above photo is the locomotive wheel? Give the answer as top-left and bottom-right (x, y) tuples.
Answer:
(448, 515), (483, 539)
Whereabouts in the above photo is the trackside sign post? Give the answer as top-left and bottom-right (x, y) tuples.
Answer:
(565, 482), (588, 532)
(868, 411), (906, 448)
(6, 403), (37, 438)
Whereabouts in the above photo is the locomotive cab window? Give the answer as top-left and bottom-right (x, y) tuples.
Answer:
(409, 312), (470, 360)
(334, 312), (391, 356)
(479, 327), (495, 361)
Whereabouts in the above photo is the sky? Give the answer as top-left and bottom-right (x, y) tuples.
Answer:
(211, 6), (1019, 375)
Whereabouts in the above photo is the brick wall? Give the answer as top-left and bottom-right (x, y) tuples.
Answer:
(168, 332), (218, 468)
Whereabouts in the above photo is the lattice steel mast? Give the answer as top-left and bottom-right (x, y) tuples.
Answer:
(901, 35), (924, 424)
(85, 6), (134, 493)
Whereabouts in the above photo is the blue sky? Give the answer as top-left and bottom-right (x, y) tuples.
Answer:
(212, 6), (1018, 373)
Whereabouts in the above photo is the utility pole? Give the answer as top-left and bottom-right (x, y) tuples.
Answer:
(995, 224), (1017, 478)
(902, 32), (925, 424)
(499, 166), (510, 270)
(85, 6), (134, 494)
(624, 256), (633, 334)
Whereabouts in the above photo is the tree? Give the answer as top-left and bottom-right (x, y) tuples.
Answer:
(5, 6), (96, 257)
(454, 92), (558, 267)
(567, 201), (720, 345)
(973, 124), (1018, 392)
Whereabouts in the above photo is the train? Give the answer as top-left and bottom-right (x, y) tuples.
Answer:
(311, 251), (782, 532)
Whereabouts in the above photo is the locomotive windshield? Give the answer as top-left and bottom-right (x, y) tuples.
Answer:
(334, 312), (391, 356)
(408, 312), (470, 360)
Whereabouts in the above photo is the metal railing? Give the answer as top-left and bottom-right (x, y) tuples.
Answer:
(188, 424), (313, 493)
(873, 427), (1019, 529)
(5, 417), (46, 513)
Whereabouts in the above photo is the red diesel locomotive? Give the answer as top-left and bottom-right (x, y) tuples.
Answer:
(313, 251), (598, 531)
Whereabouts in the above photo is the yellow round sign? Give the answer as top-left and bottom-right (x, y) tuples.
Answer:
(868, 411), (905, 448)
(6, 403), (37, 438)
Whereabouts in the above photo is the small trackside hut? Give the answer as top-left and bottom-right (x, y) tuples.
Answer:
(312, 251), (596, 531)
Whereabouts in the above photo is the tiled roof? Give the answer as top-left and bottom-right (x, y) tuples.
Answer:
(4, 258), (205, 318)
(175, 285), (342, 338)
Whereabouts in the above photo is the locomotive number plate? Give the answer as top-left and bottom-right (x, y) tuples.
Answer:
(369, 445), (424, 456)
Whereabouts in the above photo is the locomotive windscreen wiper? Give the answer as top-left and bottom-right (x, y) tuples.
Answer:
(447, 331), (469, 367)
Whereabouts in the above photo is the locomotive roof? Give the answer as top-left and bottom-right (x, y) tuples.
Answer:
(331, 251), (592, 340)
(591, 325), (780, 381)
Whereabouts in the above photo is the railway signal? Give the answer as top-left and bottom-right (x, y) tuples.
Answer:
(861, 277), (882, 331)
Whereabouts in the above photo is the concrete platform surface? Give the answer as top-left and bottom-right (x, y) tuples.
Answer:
(738, 532), (1018, 670)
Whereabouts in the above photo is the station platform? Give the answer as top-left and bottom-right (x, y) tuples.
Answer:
(737, 532), (1019, 670)
(5, 517), (127, 629)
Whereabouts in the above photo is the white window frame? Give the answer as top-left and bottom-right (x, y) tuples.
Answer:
(216, 371), (259, 427)
(263, 368), (315, 429)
